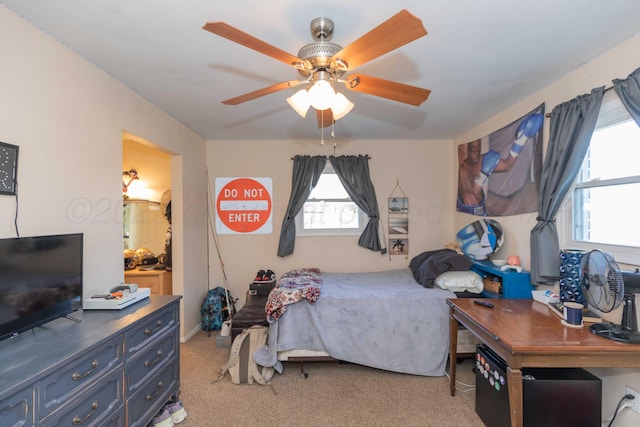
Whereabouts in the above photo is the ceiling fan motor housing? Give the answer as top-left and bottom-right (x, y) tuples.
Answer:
(296, 17), (347, 79)
(296, 42), (345, 78)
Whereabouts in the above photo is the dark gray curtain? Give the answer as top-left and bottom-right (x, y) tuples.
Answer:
(612, 66), (640, 127)
(277, 155), (326, 257)
(329, 155), (386, 254)
(530, 86), (604, 284)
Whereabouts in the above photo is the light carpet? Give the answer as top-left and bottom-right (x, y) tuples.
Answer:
(175, 330), (484, 426)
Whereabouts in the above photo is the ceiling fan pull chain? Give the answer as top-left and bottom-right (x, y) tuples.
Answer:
(331, 122), (337, 154)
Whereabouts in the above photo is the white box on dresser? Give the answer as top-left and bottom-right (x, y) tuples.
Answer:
(0, 295), (181, 427)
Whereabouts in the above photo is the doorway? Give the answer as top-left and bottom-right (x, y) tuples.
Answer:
(122, 131), (173, 295)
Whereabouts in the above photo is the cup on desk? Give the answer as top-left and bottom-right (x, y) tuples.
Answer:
(563, 302), (584, 326)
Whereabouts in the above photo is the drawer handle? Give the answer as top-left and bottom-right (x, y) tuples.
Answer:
(144, 320), (162, 336)
(145, 381), (164, 401)
(72, 400), (99, 425)
(144, 350), (163, 367)
(71, 360), (99, 381)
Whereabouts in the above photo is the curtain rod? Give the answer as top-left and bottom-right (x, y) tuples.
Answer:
(290, 155), (371, 160)
(545, 85), (614, 117)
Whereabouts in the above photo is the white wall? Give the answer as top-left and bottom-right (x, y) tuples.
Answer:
(0, 7), (209, 340)
(206, 138), (454, 307)
(453, 33), (640, 426)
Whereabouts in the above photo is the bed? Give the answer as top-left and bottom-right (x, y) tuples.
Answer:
(254, 251), (483, 377)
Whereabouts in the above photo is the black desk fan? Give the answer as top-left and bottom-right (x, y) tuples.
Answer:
(582, 249), (640, 344)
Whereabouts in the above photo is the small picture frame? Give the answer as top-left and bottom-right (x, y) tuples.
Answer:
(389, 238), (409, 255)
(388, 197), (408, 213)
(0, 142), (19, 196)
(389, 216), (408, 235)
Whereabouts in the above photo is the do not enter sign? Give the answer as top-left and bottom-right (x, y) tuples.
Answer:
(215, 177), (273, 234)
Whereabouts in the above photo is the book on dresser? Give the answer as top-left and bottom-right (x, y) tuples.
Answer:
(547, 302), (602, 323)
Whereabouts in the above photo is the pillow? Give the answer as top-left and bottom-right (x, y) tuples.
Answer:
(409, 249), (473, 288)
(434, 271), (484, 293)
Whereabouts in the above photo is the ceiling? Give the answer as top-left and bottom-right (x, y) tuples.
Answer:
(3, 1), (640, 141)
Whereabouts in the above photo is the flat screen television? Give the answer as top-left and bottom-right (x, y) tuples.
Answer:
(0, 233), (83, 341)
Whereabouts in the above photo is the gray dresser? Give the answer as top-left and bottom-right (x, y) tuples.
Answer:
(0, 295), (181, 427)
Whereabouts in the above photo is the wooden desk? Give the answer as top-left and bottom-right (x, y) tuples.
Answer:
(448, 298), (640, 427)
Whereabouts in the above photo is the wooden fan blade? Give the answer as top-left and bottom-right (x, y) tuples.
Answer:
(222, 81), (302, 105)
(203, 22), (309, 69)
(330, 10), (427, 71)
(316, 109), (334, 128)
(344, 74), (431, 106)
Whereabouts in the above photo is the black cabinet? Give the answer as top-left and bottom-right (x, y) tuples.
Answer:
(476, 345), (601, 427)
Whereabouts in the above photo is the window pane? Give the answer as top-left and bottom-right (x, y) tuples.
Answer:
(296, 167), (364, 236)
(582, 120), (640, 182)
(309, 173), (348, 199)
(573, 182), (640, 247)
(303, 201), (359, 229)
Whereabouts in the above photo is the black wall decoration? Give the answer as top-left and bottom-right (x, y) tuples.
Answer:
(0, 142), (19, 195)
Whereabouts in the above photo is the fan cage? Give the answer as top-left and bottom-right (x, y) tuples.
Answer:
(581, 249), (624, 313)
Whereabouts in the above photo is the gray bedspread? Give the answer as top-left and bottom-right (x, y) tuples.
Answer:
(254, 268), (456, 376)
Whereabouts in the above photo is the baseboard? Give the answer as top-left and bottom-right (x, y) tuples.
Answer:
(182, 324), (203, 343)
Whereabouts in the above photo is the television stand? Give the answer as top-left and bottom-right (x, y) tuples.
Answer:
(0, 296), (181, 427)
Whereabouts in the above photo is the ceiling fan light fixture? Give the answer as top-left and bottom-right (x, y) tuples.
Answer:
(331, 92), (354, 120)
(205, 10), (431, 129)
(286, 89), (311, 117)
(308, 80), (335, 110)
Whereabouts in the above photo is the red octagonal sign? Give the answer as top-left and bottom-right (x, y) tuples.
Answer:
(215, 177), (272, 234)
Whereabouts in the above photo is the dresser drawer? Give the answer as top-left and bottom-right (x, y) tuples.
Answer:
(41, 369), (123, 427)
(125, 305), (177, 356)
(126, 327), (177, 393)
(126, 358), (179, 427)
(0, 385), (34, 427)
(98, 404), (125, 427)
(39, 335), (123, 419)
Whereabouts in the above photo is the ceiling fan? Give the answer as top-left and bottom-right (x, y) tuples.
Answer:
(203, 9), (431, 128)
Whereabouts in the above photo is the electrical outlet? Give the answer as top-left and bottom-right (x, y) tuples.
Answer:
(627, 386), (640, 414)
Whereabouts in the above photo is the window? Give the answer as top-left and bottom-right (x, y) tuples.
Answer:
(295, 164), (367, 236)
(563, 91), (640, 263)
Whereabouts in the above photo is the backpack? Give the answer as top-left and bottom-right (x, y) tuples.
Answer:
(215, 325), (274, 385)
(201, 286), (236, 331)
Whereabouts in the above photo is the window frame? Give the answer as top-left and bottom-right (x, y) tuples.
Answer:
(559, 90), (640, 265)
(295, 164), (368, 237)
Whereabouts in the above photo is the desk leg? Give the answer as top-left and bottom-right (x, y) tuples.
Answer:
(506, 367), (523, 427)
(449, 308), (458, 396)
